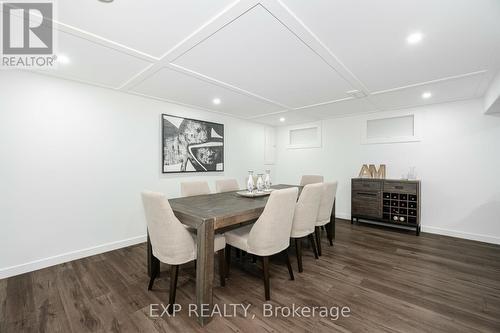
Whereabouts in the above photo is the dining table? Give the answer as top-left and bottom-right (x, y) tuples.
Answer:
(146, 184), (336, 326)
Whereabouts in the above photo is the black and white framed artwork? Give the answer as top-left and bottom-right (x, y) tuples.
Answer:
(162, 114), (224, 173)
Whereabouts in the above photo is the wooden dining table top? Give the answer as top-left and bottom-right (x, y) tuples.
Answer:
(169, 184), (302, 230)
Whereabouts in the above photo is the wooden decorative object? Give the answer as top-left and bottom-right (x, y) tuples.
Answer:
(359, 164), (386, 179)
(378, 164), (386, 179)
(358, 164), (372, 178)
(368, 164), (378, 178)
(369, 164), (386, 179)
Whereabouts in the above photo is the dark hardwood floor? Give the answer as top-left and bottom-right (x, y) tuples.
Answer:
(2, 220), (500, 332)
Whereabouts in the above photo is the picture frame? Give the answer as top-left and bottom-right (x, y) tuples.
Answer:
(161, 114), (224, 173)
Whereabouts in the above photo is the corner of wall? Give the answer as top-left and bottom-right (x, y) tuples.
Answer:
(484, 70), (500, 114)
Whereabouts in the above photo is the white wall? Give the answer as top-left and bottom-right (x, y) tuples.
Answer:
(274, 99), (500, 244)
(0, 71), (271, 278)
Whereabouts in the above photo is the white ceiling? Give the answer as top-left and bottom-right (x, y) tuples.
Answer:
(131, 67), (282, 117)
(172, 4), (355, 108)
(283, 0), (500, 92)
(10, 0), (500, 126)
(38, 27), (153, 88)
(57, 0), (236, 58)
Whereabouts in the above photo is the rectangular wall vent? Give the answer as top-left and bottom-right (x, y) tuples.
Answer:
(362, 113), (420, 144)
(367, 115), (414, 139)
(287, 122), (322, 149)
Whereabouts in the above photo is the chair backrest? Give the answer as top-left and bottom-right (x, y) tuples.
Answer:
(300, 175), (324, 186)
(215, 179), (240, 193)
(247, 187), (298, 256)
(141, 191), (195, 265)
(317, 182), (338, 223)
(291, 183), (324, 238)
(181, 181), (210, 197)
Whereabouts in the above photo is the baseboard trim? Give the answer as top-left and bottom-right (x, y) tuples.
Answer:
(3, 217), (498, 280)
(0, 235), (147, 279)
(421, 226), (500, 245)
(335, 212), (351, 220)
(336, 212), (500, 245)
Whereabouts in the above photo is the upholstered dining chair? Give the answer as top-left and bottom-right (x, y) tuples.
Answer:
(224, 187), (298, 301)
(180, 181), (211, 197)
(141, 191), (226, 312)
(315, 182), (338, 256)
(215, 179), (240, 193)
(300, 175), (324, 186)
(290, 183), (324, 272)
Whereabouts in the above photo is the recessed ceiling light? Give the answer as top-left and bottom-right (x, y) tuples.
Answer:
(57, 54), (70, 65)
(279, 117), (286, 122)
(407, 32), (424, 44)
(422, 92), (432, 99)
(98, 0), (114, 3)
(212, 98), (221, 105)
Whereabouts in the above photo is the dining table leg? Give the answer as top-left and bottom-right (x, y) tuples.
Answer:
(196, 220), (215, 326)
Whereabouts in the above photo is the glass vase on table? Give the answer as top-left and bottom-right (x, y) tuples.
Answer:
(247, 171), (255, 193)
(256, 174), (264, 192)
(264, 169), (271, 191)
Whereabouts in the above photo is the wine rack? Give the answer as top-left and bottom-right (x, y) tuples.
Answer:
(382, 192), (418, 225)
(351, 178), (421, 235)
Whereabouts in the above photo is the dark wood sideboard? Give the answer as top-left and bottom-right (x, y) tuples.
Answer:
(351, 178), (421, 235)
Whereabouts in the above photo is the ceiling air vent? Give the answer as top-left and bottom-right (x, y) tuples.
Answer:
(346, 90), (367, 98)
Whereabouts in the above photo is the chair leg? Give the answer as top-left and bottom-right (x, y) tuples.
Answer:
(261, 256), (270, 301)
(330, 200), (336, 245)
(327, 222), (334, 246)
(308, 234), (319, 259)
(148, 255), (160, 290)
(225, 244), (231, 277)
(315, 227), (322, 257)
(168, 265), (179, 314)
(284, 249), (294, 280)
(240, 251), (247, 264)
(295, 238), (303, 273)
(328, 222), (333, 246)
(218, 250), (225, 287)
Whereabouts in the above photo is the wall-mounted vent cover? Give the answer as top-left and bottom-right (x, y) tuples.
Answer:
(362, 113), (420, 144)
(287, 122), (322, 149)
(367, 115), (414, 139)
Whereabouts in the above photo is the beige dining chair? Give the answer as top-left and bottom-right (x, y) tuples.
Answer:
(224, 187), (298, 300)
(141, 191), (226, 312)
(300, 175), (324, 186)
(215, 179), (240, 193)
(180, 181), (210, 197)
(315, 182), (338, 256)
(290, 183), (324, 272)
